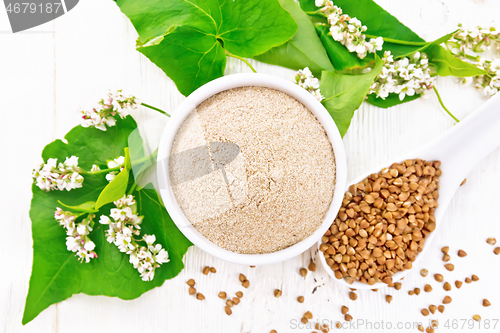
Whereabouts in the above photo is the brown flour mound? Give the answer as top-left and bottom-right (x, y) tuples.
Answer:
(170, 86), (336, 254)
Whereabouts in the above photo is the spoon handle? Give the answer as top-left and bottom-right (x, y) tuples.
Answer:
(413, 93), (500, 209)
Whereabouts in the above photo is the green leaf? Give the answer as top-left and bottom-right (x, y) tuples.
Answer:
(95, 148), (130, 209)
(330, 0), (425, 58)
(320, 56), (383, 137)
(315, 24), (374, 70)
(298, 0), (326, 23)
(23, 118), (192, 325)
(254, 0), (334, 75)
(115, 0), (297, 95)
(57, 200), (98, 213)
(301, 0), (428, 58)
(366, 93), (421, 108)
(426, 45), (487, 77)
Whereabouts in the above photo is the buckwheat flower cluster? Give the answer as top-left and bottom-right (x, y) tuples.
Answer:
(32, 156), (84, 192)
(447, 24), (500, 96)
(105, 156), (125, 182)
(448, 24), (500, 55)
(295, 67), (324, 102)
(54, 208), (97, 263)
(474, 58), (500, 96)
(368, 51), (434, 101)
(80, 90), (140, 131)
(99, 195), (169, 281)
(316, 0), (383, 59)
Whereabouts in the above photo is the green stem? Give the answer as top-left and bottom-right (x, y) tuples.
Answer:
(226, 53), (257, 73)
(80, 166), (121, 175)
(433, 86), (460, 123)
(365, 35), (428, 46)
(305, 10), (326, 17)
(126, 151), (158, 195)
(141, 103), (170, 117)
(445, 46), (486, 63)
(127, 182), (138, 196)
(80, 150), (158, 175)
(461, 53), (480, 61)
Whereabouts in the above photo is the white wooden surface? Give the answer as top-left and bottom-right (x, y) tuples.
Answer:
(2, 1), (500, 332)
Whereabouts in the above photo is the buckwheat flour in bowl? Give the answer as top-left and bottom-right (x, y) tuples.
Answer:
(168, 86), (336, 254)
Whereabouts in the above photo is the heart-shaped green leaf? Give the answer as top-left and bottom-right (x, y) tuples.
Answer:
(115, 0), (298, 95)
(23, 117), (192, 325)
(320, 56), (383, 137)
(254, 0), (334, 75)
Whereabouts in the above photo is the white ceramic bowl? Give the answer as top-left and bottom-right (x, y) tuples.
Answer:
(157, 73), (347, 265)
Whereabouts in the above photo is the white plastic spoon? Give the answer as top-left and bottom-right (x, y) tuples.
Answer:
(318, 93), (500, 289)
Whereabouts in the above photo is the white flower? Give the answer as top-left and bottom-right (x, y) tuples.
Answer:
(33, 156), (84, 192)
(140, 269), (155, 282)
(115, 231), (135, 253)
(99, 195), (169, 281)
(110, 207), (134, 221)
(490, 59), (500, 73)
(114, 194), (135, 208)
(66, 237), (80, 252)
(64, 156), (79, 169)
(105, 156), (125, 182)
(79, 90), (139, 131)
(448, 24), (500, 55)
(368, 51), (434, 100)
(91, 164), (101, 172)
(320, 2), (383, 59)
(295, 67), (325, 102)
(84, 239), (96, 251)
(76, 249), (97, 263)
(106, 171), (118, 182)
(108, 156), (125, 169)
(76, 224), (88, 235)
(144, 234), (156, 246)
(56, 209), (97, 263)
(99, 215), (111, 225)
(155, 248), (170, 264)
(446, 24), (500, 97)
(105, 228), (117, 243)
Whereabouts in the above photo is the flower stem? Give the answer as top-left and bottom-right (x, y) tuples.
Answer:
(433, 86), (460, 123)
(81, 150), (158, 175)
(127, 148), (159, 195)
(226, 53), (257, 73)
(365, 35), (428, 46)
(80, 166), (121, 175)
(141, 103), (170, 117)
(304, 10), (326, 17)
(127, 182), (138, 196)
